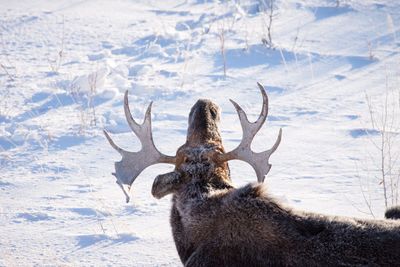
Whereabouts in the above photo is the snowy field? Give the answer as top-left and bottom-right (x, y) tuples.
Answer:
(1, 0), (400, 266)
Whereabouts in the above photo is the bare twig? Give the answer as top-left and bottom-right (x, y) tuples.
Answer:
(0, 63), (15, 81)
(362, 68), (400, 210)
(367, 41), (375, 61)
(354, 161), (376, 218)
(49, 15), (65, 73)
(261, 0), (275, 49)
(218, 26), (227, 78)
(88, 68), (98, 126)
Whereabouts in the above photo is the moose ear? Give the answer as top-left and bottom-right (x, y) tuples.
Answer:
(152, 171), (183, 199)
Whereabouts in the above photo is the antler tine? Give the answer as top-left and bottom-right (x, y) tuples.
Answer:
(104, 91), (176, 202)
(123, 90), (153, 143)
(217, 83), (282, 183)
(228, 82), (269, 147)
(104, 130), (124, 155)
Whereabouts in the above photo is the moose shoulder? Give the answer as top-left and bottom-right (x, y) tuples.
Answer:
(105, 83), (400, 266)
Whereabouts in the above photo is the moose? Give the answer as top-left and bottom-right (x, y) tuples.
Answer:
(104, 83), (400, 266)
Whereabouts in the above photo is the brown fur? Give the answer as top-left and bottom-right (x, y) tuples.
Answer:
(385, 206), (400, 220)
(152, 99), (400, 267)
(171, 183), (400, 266)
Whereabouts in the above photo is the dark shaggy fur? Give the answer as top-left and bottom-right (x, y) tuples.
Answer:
(152, 99), (400, 267)
(171, 182), (400, 266)
(385, 206), (400, 220)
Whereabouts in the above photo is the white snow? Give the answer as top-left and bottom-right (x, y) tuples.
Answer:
(1, 0), (400, 266)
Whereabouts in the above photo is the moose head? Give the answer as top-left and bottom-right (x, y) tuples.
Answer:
(104, 83), (282, 202)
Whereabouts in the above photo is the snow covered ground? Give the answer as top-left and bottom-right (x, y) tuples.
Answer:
(1, 0), (400, 266)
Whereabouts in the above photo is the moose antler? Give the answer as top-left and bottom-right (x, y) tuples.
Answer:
(104, 91), (176, 202)
(217, 83), (282, 182)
